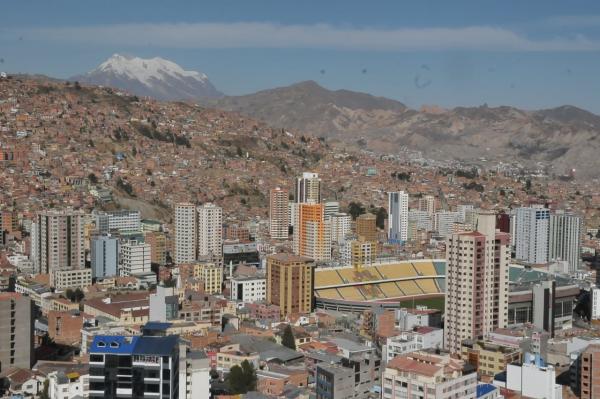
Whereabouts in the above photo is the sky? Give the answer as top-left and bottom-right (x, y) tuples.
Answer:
(2, 0), (600, 112)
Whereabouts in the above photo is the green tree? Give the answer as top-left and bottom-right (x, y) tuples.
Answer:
(347, 202), (366, 220)
(87, 173), (98, 184)
(226, 360), (257, 394)
(374, 207), (387, 230)
(65, 288), (75, 302)
(74, 288), (85, 302)
(281, 324), (296, 350)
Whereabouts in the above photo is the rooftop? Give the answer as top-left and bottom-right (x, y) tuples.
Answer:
(90, 334), (179, 356)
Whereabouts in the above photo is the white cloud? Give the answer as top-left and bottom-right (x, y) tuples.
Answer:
(11, 22), (600, 51)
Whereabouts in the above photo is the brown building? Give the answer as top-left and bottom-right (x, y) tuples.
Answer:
(257, 365), (308, 396)
(581, 344), (600, 399)
(145, 231), (167, 266)
(0, 293), (33, 373)
(47, 310), (87, 345)
(223, 224), (251, 241)
(356, 213), (377, 242)
(266, 254), (314, 317)
(269, 187), (290, 240)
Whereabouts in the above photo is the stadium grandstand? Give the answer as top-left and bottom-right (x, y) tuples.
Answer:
(314, 259), (446, 313)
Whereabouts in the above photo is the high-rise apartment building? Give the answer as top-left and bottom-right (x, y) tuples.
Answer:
(88, 334), (180, 399)
(388, 191), (408, 242)
(294, 203), (331, 261)
(174, 203), (196, 265)
(418, 195), (436, 216)
(434, 211), (459, 238)
(323, 201), (340, 220)
(269, 187), (290, 240)
(295, 172), (321, 204)
(266, 253), (314, 316)
(444, 211), (510, 354)
(329, 212), (352, 243)
(549, 211), (582, 272)
(0, 293), (34, 373)
(91, 235), (119, 278)
(119, 240), (151, 276)
(356, 213), (378, 243)
(408, 210), (433, 232)
(145, 231), (167, 266)
(31, 209), (85, 275)
(197, 203), (223, 258)
(513, 206), (550, 264)
(0, 209), (18, 235)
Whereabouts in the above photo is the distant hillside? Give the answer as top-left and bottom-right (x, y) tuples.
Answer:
(209, 81), (600, 178)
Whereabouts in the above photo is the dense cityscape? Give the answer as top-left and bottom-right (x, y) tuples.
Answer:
(4, 2), (600, 399)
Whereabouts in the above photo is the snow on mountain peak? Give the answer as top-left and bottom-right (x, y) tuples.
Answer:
(96, 53), (209, 87)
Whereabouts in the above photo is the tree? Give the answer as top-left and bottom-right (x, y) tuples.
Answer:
(65, 288), (75, 302)
(347, 202), (366, 220)
(226, 360), (257, 394)
(74, 288), (85, 302)
(281, 324), (296, 350)
(209, 368), (219, 380)
(374, 207), (387, 229)
(88, 173), (98, 184)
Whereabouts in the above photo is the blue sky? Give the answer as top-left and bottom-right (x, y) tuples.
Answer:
(2, 1), (600, 112)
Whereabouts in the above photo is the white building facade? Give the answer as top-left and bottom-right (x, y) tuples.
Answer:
(197, 203), (223, 258)
(119, 240), (151, 276)
(388, 191), (409, 242)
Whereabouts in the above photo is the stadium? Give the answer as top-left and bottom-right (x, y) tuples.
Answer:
(314, 259), (446, 313)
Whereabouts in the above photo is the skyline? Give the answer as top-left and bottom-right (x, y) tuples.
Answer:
(2, 1), (600, 113)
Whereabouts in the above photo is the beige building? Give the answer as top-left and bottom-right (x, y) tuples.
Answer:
(31, 209), (85, 275)
(216, 344), (260, 371)
(444, 211), (511, 354)
(269, 187), (289, 240)
(382, 351), (477, 399)
(418, 195), (436, 216)
(197, 203), (223, 258)
(295, 172), (321, 204)
(197, 262), (223, 295)
(174, 203), (196, 265)
(461, 339), (521, 378)
(51, 268), (92, 291)
(351, 240), (375, 267)
(267, 253), (314, 317)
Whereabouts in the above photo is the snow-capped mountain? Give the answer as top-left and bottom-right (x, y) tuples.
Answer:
(72, 54), (222, 101)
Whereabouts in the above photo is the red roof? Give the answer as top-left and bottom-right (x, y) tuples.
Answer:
(387, 356), (440, 377)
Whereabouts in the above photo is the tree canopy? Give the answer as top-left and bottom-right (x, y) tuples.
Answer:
(281, 324), (296, 350)
(347, 201), (366, 220)
(226, 360), (257, 394)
